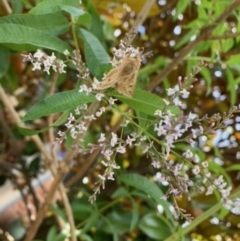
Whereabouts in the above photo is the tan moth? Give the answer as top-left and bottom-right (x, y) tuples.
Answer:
(95, 48), (143, 98)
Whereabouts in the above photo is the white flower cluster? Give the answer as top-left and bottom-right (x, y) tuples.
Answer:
(22, 50), (66, 74)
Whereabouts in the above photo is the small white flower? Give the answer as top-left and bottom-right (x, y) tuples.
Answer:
(116, 146), (126, 153)
(166, 88), (175, 96)
(98, 133), (106, 142)
(154, 123), (167, 137)
(101, 160), (108, 167)
(224, 199), (233, 209)
(206, 185), (214, 195)
(109, 97), (117, 105)
(58, 131), (66, 138)
(163, 99), (170, 105)
(188, 112), (198, 120)
(103, 149), (113, 161)
(63, 49), (70, 56)
(191, 129), (198, 138)
(151, 160), (160, 168)
(98, 174), (106, 181)
(33, 50), (44, 60)
(180, 89), (190, 98)
(68, 113), (75, 122)
(32, 61), (41, 71)
(110, 132), (118, 147)
(154, 110), (163, 117)
(126, 135), (135, 146)
(84, 115), (96, 121)
(173, 98), (183, 107)
(92, 78), (100, 89)
(107, 172), (115, 180)
(220, 186), (232, 198)
(49, 52), (56, 62)
(74, 107), (81, 115)
(232, 199), (240, 214)
(193, 154), (200, 163)
(192, 165), (200, 175)
(189, 139), (196, 147)
(80, 104), (88, 110)
(201, 161), (208, 168)
(76, 121), (87, 132)
(65, 121), (73, 129)
(140, 135), (147, 141)
(70, 128), (78, 139)
(95, 93), (105, 101)
(214, 175), (224, 186)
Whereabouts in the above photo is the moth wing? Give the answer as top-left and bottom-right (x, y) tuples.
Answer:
(95, 67), (120, 90)
(115, 71), (138, 97)
(114, 57), (141, 97)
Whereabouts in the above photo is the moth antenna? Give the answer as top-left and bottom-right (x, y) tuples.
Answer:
(124, 28), (138, 46)
(141, 51), (153, 61)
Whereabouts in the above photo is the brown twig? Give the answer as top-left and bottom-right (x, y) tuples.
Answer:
(128, 0), (157, 44)
(23, 173), (64, 241)
(147, 0), (240, 91)
(1, 0), (12, 14)
(208, 31), (240, 40)
(47, 73), (77, 241)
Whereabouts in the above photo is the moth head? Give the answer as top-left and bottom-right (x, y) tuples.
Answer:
(125, 47), (144, 59)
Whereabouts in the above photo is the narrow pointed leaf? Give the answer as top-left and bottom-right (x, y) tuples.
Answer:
(0, 13), (70, 35)
(29, 0), (79, 14)
(78, 28), (110, 79)
(22, 90), (95, 121)
(111, 89), (180, 117)
(0, 23), (71, 53)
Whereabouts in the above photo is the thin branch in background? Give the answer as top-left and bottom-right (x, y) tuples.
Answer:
(1, 0), (12, 14)
(147, 0), (240, 91)
(47, 72), (77, 241)
(23, 173), (64, 241)
(127, 0), (157, 44)
(208, 31), (240, 40)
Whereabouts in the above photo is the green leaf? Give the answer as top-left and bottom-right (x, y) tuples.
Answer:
(226, 68), (236, 105)
(46, 226), (57, 241)
(174, 0), (190, 20)
(82, 0), (105, 41)
(82, 212), (99, 233)
(130, 200), (139, 232)
(112, 187), (130, 198)
(22, 90), (95, 121)
(100, 211), (132, 234)
(71, 202), (93, 221)
(139, 213), (172, 240)
(111, 89), (180, 117)
(78, 28), (110, 79)
(226, 164), (240, 172)
(0, 13), (70, 35)
(29, 0), (79, 14)
(135, 111), (149, 129)
(18, 111), (70, 136)
(175, 29), (197, 49)
(60, 6), (91, 24)
(118, 173), (174, 223)
(208, 161), (232, 186)
(0, 23), (71, 53)
(10, 0), (23, 14)
(0, 46), (10, 78)
(201, 67), (212, 95)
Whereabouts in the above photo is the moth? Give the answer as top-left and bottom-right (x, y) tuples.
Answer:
(96, 49), (143, 98)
